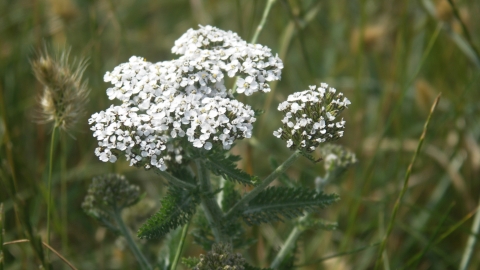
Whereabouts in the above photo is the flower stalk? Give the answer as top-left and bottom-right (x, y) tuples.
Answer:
(170, 222), (190, 270)
(196, 159), (229, 243)
(112, 209), (152, 270)
(46, 126), (57, 262)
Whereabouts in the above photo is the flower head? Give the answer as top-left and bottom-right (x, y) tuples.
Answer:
(32, 47), (89, 131)
(193, 243), (246, 270)
(274, 83), (350, 152)
(90, 25), (280, 171)
(82, 174), (141, 215)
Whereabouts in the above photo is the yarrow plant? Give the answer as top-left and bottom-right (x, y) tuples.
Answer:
(85, 25), (352, 270)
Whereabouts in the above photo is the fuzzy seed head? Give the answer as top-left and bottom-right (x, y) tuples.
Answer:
(32, 47), (89, 131)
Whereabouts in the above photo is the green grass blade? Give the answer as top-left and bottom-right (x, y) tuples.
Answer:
(374, 94), (441, 269)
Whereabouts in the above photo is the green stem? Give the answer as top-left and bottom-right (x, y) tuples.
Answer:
(154, 169), (197, 190)
(224, 150), (302, 221)
(250, 0), (277, 44)
(170, 222), (190, 270)
(459, 195), (480, 270)
(46, 126), (57, 262)
(374, 94), (441, 269)
(195, 159), (228, 243)
(271, 165), (334, 269)
(60, 133), (68, 253)
(270, 215), (306, 269)
(112, 210), (152, 270)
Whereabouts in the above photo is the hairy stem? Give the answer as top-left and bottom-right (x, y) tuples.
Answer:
(196, 159), (229, 243)
(224, 150), (302, 221)
(46, 126), (57, 262)
(171, 221), (190, 270)
(112, 210), (152, 270)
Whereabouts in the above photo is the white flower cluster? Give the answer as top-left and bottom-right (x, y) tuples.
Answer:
(172, 25), (283, 95)
(273, 83), (351, 152)
(319, 144), (357, 172)
(90, 25), (282, 170)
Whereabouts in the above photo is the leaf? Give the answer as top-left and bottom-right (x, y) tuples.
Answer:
(242, 187), (339, 226)
(137, 187), (199, 239)
(205, 150), (258, 185)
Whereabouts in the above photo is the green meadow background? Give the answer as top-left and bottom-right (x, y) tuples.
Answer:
(1, 0), (480, 269)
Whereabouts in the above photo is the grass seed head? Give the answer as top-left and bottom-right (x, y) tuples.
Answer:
(31, 46), (89, 132)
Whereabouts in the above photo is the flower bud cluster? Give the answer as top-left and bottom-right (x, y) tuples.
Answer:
(90, 25), (282, 170)
(193, 243), (245, 270)
(319, 143), (357, 172)
(82, 174), (140, 215)
(273, 83), (350, 152)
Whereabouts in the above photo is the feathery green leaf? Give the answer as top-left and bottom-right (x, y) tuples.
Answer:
(242, 187), (339, 225)
(137, 187), (199, 239)
(205, 150), (258, 185)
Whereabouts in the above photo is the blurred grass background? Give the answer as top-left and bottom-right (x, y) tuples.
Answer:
(1, 0), (480, 269)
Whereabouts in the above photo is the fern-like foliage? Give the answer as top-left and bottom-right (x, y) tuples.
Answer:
(205, 150), (258, 185)
(137, 186), (199, 239)
(242, 187), (339, 226)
